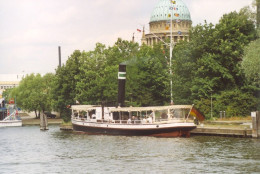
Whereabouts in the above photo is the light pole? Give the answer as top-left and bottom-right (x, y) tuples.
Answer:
(169, 6), (174, 105)
(210, 90), (213, 119)
(145, 4), (175, 105)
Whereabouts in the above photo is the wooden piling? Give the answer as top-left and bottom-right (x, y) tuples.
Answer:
(40, 112), (49, 130)
(251, 111), (260, 138)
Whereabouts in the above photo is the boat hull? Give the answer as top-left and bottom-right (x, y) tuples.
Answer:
(0, 120), (22, 127)
(72, 121), (196, 137)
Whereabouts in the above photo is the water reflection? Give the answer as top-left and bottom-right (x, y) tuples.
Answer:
(0, 126), (259, 174)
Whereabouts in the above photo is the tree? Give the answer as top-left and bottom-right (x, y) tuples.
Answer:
(75, 39), (140, 106)
(9, 73), (54, 118)
(51, 50), (81, 121)
(214, 89), (257, 117)
(241, 38), (260, 87)
(127, 43), (170, 106)
(172, 9), (257, 116)
(256, 0), (260, 28)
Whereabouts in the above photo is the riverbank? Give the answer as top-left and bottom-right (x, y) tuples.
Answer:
(191, 120), (252, 137)
(20, 112), (62, 125)
(22, 118), (63, 125)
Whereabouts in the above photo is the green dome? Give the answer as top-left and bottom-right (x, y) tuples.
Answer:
(150, 0), (191, 22)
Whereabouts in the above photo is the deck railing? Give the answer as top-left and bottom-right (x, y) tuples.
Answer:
(72, 117), (194, 125)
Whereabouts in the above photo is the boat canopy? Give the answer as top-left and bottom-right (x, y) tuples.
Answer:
(110, 105), (192, 112)
(71, 105), (101, 112)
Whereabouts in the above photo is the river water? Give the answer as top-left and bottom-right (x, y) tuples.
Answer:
(0, 125), (259, 174)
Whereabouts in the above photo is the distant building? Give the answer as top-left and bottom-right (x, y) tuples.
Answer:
(141, 0), (192, 46)
(0, 74), (24, 98)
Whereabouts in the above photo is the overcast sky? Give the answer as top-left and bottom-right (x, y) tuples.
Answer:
(0, 0), (253, 75)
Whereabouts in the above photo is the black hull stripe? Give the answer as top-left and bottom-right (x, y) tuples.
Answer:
(72, 124), (196, 136)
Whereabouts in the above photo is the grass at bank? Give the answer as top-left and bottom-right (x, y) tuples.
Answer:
(61, 120), (72, 126)
(215, 116), (252, 121)
(22, 118), (63, 125)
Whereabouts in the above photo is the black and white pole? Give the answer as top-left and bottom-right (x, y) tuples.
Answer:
(118, 63), (126, 107)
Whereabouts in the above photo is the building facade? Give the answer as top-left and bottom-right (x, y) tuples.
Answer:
(0, 74), (24, 98)
(141, 0), (192, 46)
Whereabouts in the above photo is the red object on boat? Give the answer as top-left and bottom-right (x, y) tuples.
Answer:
(9, 98), (15, 104)
(190, 107), (205, 121)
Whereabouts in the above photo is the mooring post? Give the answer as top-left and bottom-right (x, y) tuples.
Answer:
(251, 111), (259, 138)
(40, 112), (49, 130)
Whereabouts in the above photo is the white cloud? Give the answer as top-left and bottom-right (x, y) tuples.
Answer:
(186, 0), (253, 25)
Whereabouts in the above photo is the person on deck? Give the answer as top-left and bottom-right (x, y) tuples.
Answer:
(147, 116), (152, 123)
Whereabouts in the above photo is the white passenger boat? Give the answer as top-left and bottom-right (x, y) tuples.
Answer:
(0, 115), (22, 127)
(71, 105), (203, 137)
(71, 64), (204, 137)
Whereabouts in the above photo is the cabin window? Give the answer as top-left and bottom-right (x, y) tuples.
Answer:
(113, 112), (120, 120)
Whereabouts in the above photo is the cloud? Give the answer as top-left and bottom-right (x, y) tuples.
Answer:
(185, 0), (253, 25)
(0, 0), (253, 74)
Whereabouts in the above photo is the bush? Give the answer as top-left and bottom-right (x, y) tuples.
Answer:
(61, 108), (71, 123)
(214, 89), (257, 117)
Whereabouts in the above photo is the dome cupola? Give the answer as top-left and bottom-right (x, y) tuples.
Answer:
(141, 0), (192, 46)
(150, 0), (191, 22)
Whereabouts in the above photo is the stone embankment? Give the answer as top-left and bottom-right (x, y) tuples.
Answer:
(191, 120), (252, 138)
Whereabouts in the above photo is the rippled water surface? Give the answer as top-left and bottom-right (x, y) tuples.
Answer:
(0, 126), (259, 174)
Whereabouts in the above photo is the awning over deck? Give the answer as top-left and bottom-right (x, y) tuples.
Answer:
(110, 105), (192, 112)
(71, 105), (100, 111)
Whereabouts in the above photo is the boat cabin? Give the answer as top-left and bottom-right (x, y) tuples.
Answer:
(71, 105), (195, 124)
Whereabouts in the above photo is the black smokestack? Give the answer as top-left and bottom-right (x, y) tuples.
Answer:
(118, 63), (126, 107)
(58, 46), (61, 68)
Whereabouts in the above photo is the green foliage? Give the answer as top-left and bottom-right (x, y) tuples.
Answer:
(51, 50), (82, 121)
(127, 43), (170, 106)
(171, 8), (259, 117)
(242, 37), (260, 87)
(2, 88), (13, 101)
(257, 0), (260, 28)
(75, 39), (140, 105)
(194, 98), (212, 120)
(214, 89), (257, 117)
(9, 73), (54, 117)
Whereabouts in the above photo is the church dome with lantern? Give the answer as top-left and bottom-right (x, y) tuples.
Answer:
(141, 0), (192, 46)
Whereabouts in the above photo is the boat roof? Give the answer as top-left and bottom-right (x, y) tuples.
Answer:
(71, 105), (101, 111)
(110, 105), (192, 112)
(71, 105), (192, 112)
